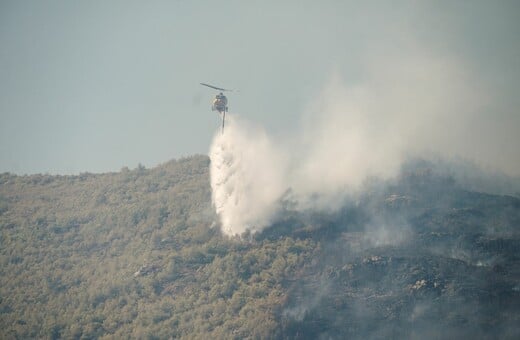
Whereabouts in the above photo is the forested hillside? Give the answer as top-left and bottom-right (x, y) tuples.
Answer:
(0, 156), (316, 339)
(1, 156), (519, 339)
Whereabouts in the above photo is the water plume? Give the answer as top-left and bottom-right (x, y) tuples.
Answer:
(209, 115), (288, 236)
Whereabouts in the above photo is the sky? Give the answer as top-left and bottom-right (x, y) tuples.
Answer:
(1, 0), (519, 175)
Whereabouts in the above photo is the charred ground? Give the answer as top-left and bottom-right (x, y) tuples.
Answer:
(276, 172), (520, 339)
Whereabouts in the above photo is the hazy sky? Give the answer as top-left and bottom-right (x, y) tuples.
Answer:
(1, 1), (519, 174)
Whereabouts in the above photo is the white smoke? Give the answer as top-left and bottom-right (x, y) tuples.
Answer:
(209, 52), (518, 237)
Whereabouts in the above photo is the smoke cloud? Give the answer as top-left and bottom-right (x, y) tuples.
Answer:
(210, 52), (519, 236)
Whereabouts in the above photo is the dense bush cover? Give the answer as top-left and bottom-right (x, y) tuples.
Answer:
(0, 156), (317, 339)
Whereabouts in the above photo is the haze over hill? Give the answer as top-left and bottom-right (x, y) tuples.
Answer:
(210, 70), (520, 236)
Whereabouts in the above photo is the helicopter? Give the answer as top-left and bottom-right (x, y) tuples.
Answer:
(200, 83), (232, 133)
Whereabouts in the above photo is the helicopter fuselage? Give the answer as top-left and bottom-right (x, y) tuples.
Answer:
(201, 83), (230, 133)
(212, 93), (228, 113)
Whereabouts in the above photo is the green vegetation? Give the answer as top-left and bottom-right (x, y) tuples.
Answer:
(0, 156), (317, 339)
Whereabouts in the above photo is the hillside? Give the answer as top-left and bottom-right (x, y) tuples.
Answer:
(1, 156), (519, 339)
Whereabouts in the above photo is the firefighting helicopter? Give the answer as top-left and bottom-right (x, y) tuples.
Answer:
(200, 83), (232, 133)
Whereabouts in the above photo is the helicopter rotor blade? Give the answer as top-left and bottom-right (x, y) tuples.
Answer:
(200, 83), (233, 92)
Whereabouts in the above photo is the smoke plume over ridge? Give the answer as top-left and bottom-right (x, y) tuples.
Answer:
(210, 54), (520, 236)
